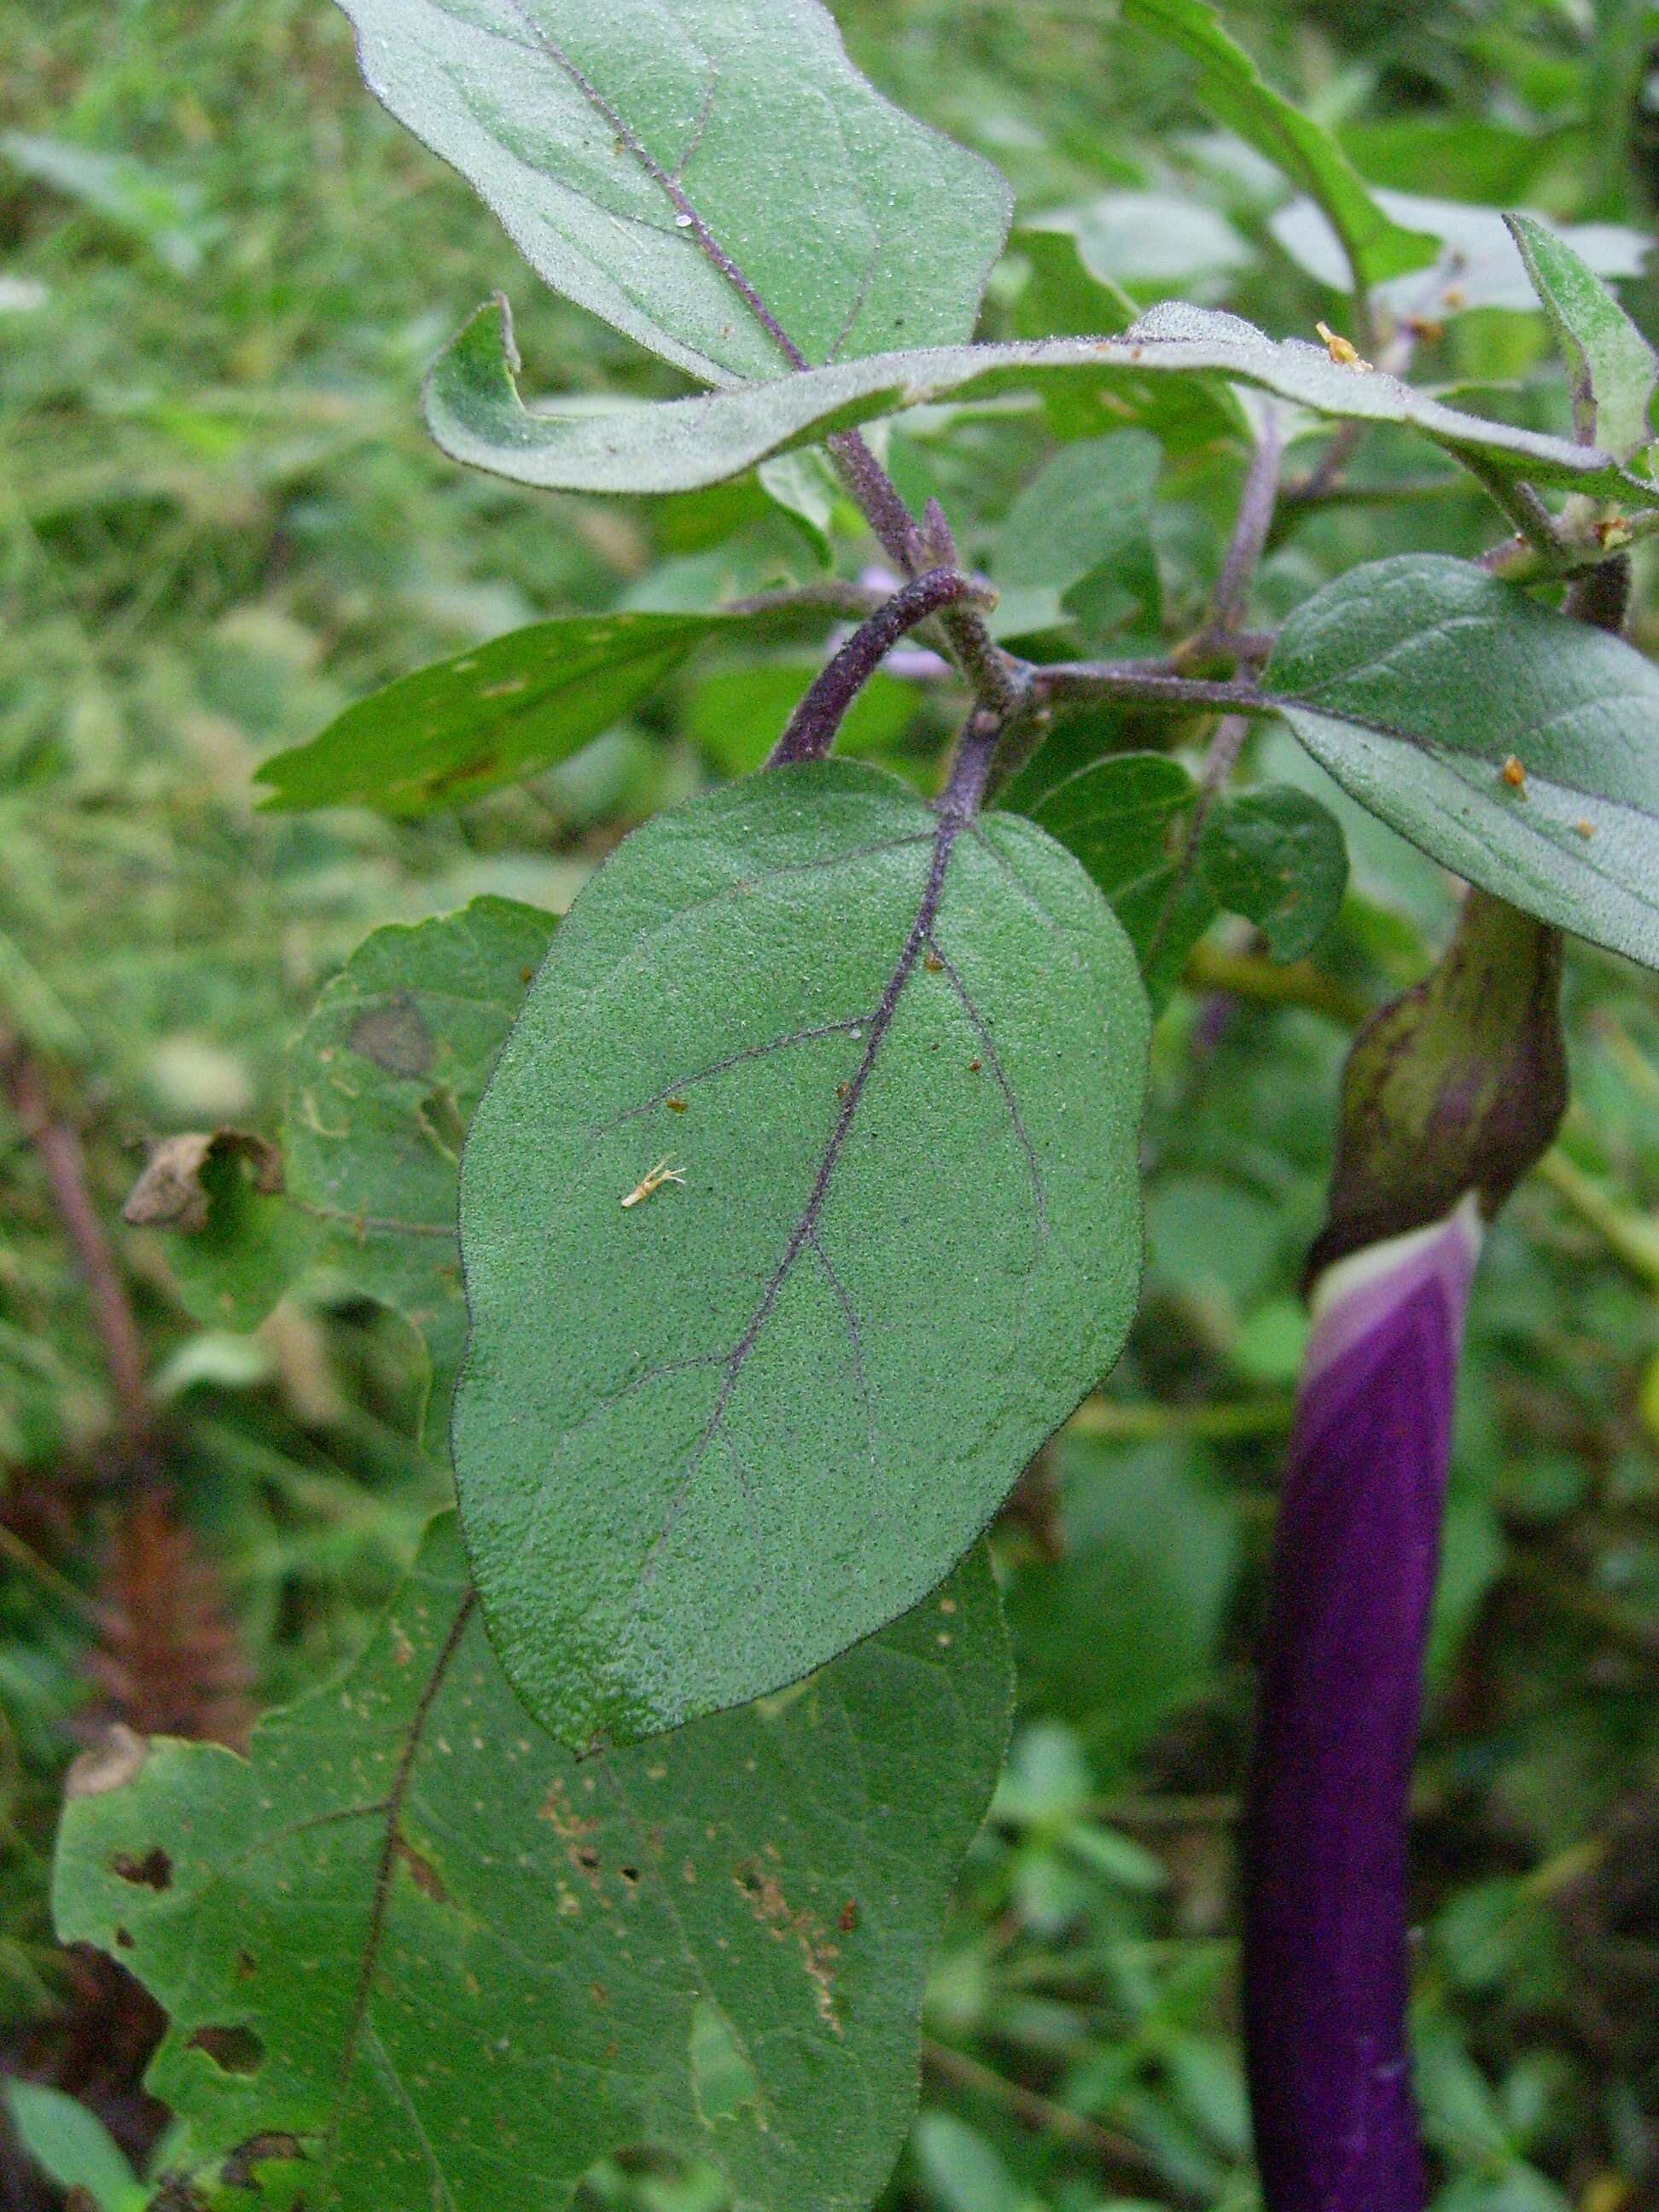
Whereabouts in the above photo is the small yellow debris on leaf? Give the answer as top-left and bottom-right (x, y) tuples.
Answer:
(1315, 321), (1374, 372)
(621, 1156), (685, 1208)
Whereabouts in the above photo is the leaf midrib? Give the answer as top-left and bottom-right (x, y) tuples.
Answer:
(502, 0), (806, 379)
(630, 806), (966, 1603)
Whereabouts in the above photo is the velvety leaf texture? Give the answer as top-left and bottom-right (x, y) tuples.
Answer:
(453, 761), (1149, 1748)
(54, 1515), (1012, 2212)
(1197, 784), (1348, 964)
(334, 0), (1012, 385)
(1267, 554), (1659, 969)
(284, 898), (557, 1448)
(424, 295), (1644, 502)
(1505, 212), (1657, 463)
(261, 613), (730, 818)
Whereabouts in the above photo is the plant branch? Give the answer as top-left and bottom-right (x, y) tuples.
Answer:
(1, 1031), (152, 1454)
(818, 430), (1026, 718)
(1181, 941), (1370, 1027)
(1185, 410), (1284, 658)
(720, 579), (888, 622)
(921, 2039), (1176, 2197)
(1033, 663), (1270, 716)
(767, 568), (990, 767)
(1140, 713), (1252, 981)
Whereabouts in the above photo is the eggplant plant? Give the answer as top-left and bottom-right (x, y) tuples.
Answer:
(41, 2), (1659, 2208)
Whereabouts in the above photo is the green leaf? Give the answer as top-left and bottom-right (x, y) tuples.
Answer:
(54, 1514), (1011, 2212)
(454, 760), (1148, 1748)
(1266, 554), (1659, 969)
(1197, 783), (1348, 962)
(121, 1129), (313, 1332)
(1505, 212), (1658, 463)
(335, 0), (1011, 384)
(2, 2081), (145, 2212)
(1116, 0), (1438, 289)
(1009, 224), (1138, 341)
(1004, 1438), (1237, 1778)
(991, 432), (1162, 644)
(0, 131), (210, 276)
(1272, 189), (1650, 320)
(685, 664), (919, 778)
(425, 295), (1644, 504)
(1047, 189), (1252, 294)
(260, 614), (729, 818)
(283, 898), (557, 1451)
(910, 2112), (1033, 2212)
(1007, 227), (1246, 449)
(1024, 752), (1214, 1010)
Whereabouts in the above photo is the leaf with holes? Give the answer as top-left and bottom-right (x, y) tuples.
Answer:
(284, 898), (557, 1452)
(53, 1513), (1011, 2212)
(335, 0), (1011, 386)
(425, 295), (1647, 505)
(453, 760), (1147, 1748)
(1267, 554), (1659, 969)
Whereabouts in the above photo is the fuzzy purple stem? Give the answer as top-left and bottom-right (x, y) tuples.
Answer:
(1243, 1202), (1482, 2211)
(766, 568), (985, 768)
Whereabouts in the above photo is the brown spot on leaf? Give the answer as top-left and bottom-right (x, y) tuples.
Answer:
(733, 1860), (841, 2031)
(112, 1845), (172, 1891)
(348, 994), (434, 1079)
(417, 750), (500, 801)
(394, 1837), (450, 1904)
(221, 2133), (305, 2189)
(187, 2023), (265, 2075)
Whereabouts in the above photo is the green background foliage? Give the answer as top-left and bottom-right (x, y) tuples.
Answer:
(3, 0), (1659, 2209)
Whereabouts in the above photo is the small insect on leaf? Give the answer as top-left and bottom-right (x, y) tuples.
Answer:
(620, 1157), (686, 1209)
(1315, 321), (1374, 373)
(1501, 755), (1528, 793)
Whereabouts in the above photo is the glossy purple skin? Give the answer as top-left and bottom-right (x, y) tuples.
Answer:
(1243, 1205), (1481, 2212)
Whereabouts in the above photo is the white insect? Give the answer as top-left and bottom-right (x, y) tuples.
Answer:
(620, 1155), (686, 1209)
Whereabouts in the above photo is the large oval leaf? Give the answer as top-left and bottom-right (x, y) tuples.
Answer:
(335, 0), (1011, 384)
(55, 1515), (1011, 2212)
(1267, 554), (1659, 970)
(454, 760), (1148, 1747)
